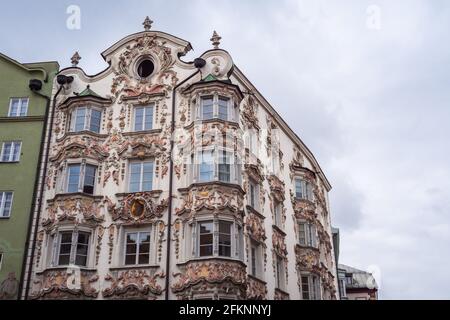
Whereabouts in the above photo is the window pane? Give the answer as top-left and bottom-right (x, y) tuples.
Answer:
(12, 142), (21, 161)
(138, 254), (149, 264)
(74, 107), (86, 131)
(67, 165), (81, 192)
(200, 222), (213, 234)
(139, 232), (151, 245)
(75, 254), (87, 266)
(83, 165), (96, 194)
(125, 255), (136, 265)
(20, 99), (28, 116)
(302, 276), (310, 300)
(218, 97), (229, 120)
(90, 109), (101, 133)
(10, 99), (19, 116)
(3, 192), (13, 217)
(199, 245), (213, 256)
(58, 254), (70, 266)
(144, 106), (153, 130)
(142, 162), (153, 191)
(201, 97), (214, 120)
(1, 143), (12, 162)
(219, 245), (231, 257)
(199, 151), (214, 182)
(134, 107), (144, 131)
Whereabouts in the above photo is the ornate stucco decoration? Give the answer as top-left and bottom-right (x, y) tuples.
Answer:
(176, 184), (244, 222)
(295, 245), (320, 273)
(272, 229), (288, 259)
(290, 190), (317, 222)
(274, 288), (290, 300)
(246, 276), (267, 300)
(242, 95), (260, 130)
(103, 269), (164, 299)
(267, 174), (285, 202)
(172, 259), (246, 294)
(104, 191), (168, 223)
(245, 209), (266, 244)
(30, 268), (99, 300)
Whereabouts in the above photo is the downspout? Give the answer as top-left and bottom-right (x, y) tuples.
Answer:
(22, 83), (64, 299)
(165, 68), (201, 300)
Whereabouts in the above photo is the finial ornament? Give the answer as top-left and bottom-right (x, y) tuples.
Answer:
(143, 16), (153, 31)
(71, 51), (81, 67)
(210, 31), (221, 49)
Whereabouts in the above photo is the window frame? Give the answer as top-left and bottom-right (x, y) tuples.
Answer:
(198, 94), (235, 122)
(69, 106), (103, 133)
(301, 273), (321, 300)
(8, 97), (29, 117)
(123, 229), (152, 266)
(275, 254), (285, 290)
(133, 104), (155, 131)
(273, 201), (283, 228)
(0, 191), (14, 218)
(294, 178), (314, 201)
(298, 221), (317, 248)
(250, 240), (262, 279)
(194, 147), (240, 185)
(249, 179), (259, 210)
(55, 230), (92, 267)
(64, 162), (98, 195)
(128, 160), (154, 193)
(0, 141), (22, 162)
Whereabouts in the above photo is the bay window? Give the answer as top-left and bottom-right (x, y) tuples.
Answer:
(1, 141), (21, 162)
(298, 221), (317, 248)
(195, 219), (242, 259)
(124, 230), (151, 265)
(295, 178), (314, 201)
(70, 106), (102, 133)
(198, 95), (235, 122)
(195, 148), (240, 184)
(134, 104), (154, 131)
(55, 230), (91, 267)
(301, 274), (321, 300)
(65, 163), (97, 194)
(129, 160), (154, 192)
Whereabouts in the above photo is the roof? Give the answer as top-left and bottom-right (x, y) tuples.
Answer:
(339, 264), (378, 290)
(0, 52), (59, 81)
(76, 85), (103, 98)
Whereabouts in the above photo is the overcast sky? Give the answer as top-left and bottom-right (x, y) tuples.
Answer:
(2, 0), (450, 299)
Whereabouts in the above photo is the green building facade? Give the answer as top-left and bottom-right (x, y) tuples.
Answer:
(0, 53), (58, 299)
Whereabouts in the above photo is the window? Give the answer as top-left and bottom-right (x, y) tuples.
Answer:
(271, 149), (279, 173)
(339, 279), (347, 298)
(8, 98), (28, 117)
(275, 255), (285, 289)
(249, 180), (259, 209)
(248, 129), (258, 155)
(196, 220), (241, 259)
(1, 141), (21, 162)
(346, 275), (353, 285)
(199, 95), (234, 121)
(56, 231), (91, 267)
(295, 178), (314, 201)
(124, 230), (151, 265)
(196, 149), (239, 184)
(66, 163), (97, 194)
(137, 59), (154, 78)
(70, 107), (102, 133)
(198, 221), (213, 257)
(129, 161), (153, 192)
(274, 201), (282, 228)
(298, 221), (317, 247)
(0, 192), (13, 218)
(250, 241), (262, 278)
(301, 274), (321, 300)
(134, 105), (154, 131)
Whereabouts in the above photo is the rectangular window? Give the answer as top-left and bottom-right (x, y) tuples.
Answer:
(218, 151), (231, 182)
(250, 241), (261, 278)
(66, 163), (97, 194)
(271, 149), (279, 173)
(274, 201), (282, 228)
(8, 98), (28, 117)
(134, 105), (154, 131)
(249, 180), (259, 209)
(71, 107), (102, 133)
(1, 141), (21, 162)
(301, 275), (321, 300)
(251, 246), (257, 276)
(201, 96), (214, 120)
(129, 161), (154, 192)
(57, 231), (91, 267)
(218, 221), (232, 257)
(198, 221), (214, 257)
(0, 192), (14, 218)
(199, 150), (214, 182)
(124, 231), (151, 265)
(276, 255), (284, 289)
(298, 222), (317, 247)
(248, 130), (258, 154)
(295, 179), (313, 201)
(218, 96), (229, 121)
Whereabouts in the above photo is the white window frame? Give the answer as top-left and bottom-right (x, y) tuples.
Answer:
(64, 162), (97, 194)
(70, 106), (102, 133)
(54, 229), (92, 267)
(275, 254), (285, 290)
(8, 98), (29, 117)
(271, 148), (279, 174)
(0, 141), (21, 162)
(0, 191), (14, 218)
(248, 129), (259, 155)
(128, 160), (154, 192)
(133, 104), (154, 131)
(123, 229), (152, 266)
(194, 218), (242, 260)
(274, 201), (282, 228)
(301, 273), (321, 300)
(249, 179), (259, 210)
(198, 94), (236, 122)
(193, 147), (241, 184)
(250, 240), (262, 279)
(295, 178), (314, 201)
(298, 221), (317, 248)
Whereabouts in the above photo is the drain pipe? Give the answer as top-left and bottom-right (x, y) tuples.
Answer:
(165, 59), (204, 300)
(23, 74), (72, 299)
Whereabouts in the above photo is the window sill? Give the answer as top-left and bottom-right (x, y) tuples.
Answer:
(109, 264), (160, 271)
(56, 130), (108, 141)
(177, 256), (245, 266)
(247, 274), (266, 284)
(179, 181), (244, 194)
(0, 161), (20, 164)
(272, 224), (286, 236)
(48, 192), (103, 202)
(37, 266), (97, 274)
(116, 190), (163, 198)
(295, 244), (320, 251)
(184, 118), (240, 130)
(0, 216), (11, 219)
(122, 129), (162, 136)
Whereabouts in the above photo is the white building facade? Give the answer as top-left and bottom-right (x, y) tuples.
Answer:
(23, 18), (338, 300)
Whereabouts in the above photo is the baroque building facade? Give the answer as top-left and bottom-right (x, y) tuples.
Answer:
(22, 18), (338, 300)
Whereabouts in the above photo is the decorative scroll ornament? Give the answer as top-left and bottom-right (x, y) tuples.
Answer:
(103, 270), (164, 299)
(246, 276), (267, 300)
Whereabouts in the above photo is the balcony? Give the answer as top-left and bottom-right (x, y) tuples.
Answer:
(30, 267), (99, 300)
